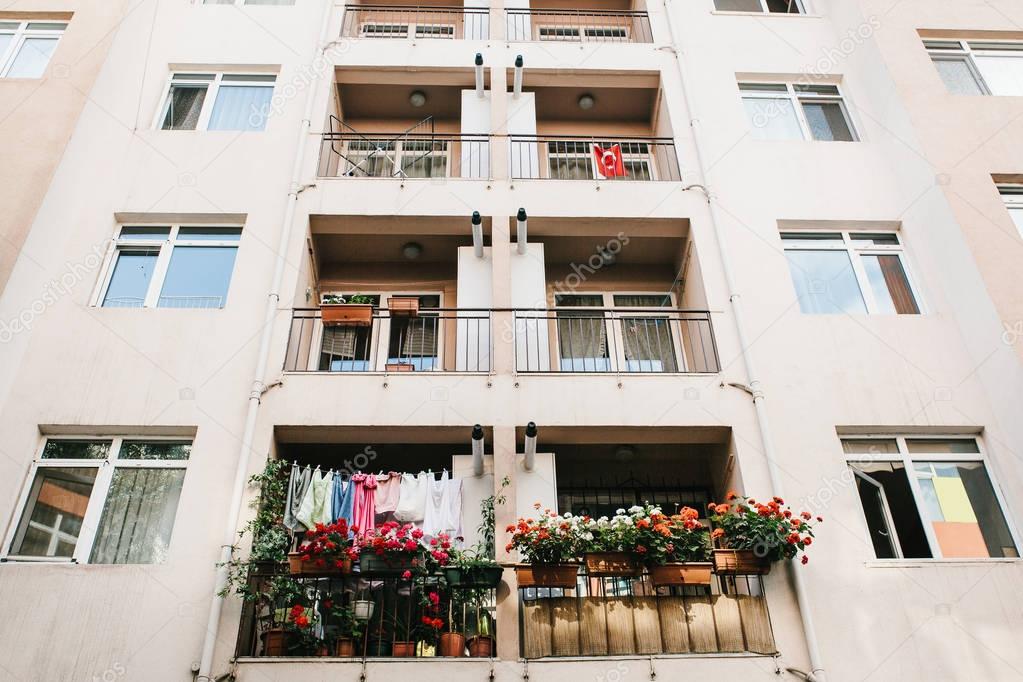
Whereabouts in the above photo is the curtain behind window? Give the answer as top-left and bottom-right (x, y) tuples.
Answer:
(90, 469), (185, 564)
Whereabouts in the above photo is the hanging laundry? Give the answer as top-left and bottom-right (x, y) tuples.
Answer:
(295, 469), (332, 529)
(423, 471), (462, 539)
(283, 464), (313, 531)
(331, 475), (355, 527)
(351, 473), (378, 536)
(374, 472), (401, 525)
(393, 471), (429, 524)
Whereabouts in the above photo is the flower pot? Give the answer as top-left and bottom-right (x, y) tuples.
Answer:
(322, 303), (373, 327)
(353, 599), (375, 621)
(649, 562), (713, 586)
(336, 637), (357, 657)
(260, 629), (291, 657)
(439, 632), (466, 657)
(467, 635), (494, 658)
(315, 644), (331, 657)
(583, 552), (641, 577)
(288, 552), (352, 576)
(359, 553), (416, 576)
(514, 563), (578, 588)
(443, 565), (504, 589)
(713, 549), (771, 576)
(385, 362), (415, 373)
(392, 641), (416, 657)
(387, 296), (420, 317)
(366, 639), (391, 657)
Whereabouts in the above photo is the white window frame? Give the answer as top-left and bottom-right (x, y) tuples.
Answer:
(153, 71), (276, 131)
(2, 436), (191, 564)
(0, 20), (66, 79)
(739, 81), (859, 141)
(311, 291), (445, 372)
(93, 224), (242, 309)
(997, 184), (1023, 238)
(780, 230), (925, 314)
(924, 40), (1023, 96)
(844, 435), (1021, 561)
(714, 0), (805, 14)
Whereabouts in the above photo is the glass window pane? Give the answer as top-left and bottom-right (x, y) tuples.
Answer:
(621, 317), (678, 372)
(176, 227), (242, 241)
(714, 0), (762, 10)
(120, 441), (192, 460)
(1006, 206), (1023, 237)
(555, 294), (604, 307)
(90, 468), (186, 564)
(801, 101), (854, 141)
(932, 57), (986, 95)
(6, 37), (59, 78)
(765, 0), (799, 11)
(388, 316), (439, 370)
(612, 294), (669, 307)
(208, 84), (274, 131)
(973, 54), (1023, 96)
(841, 438), (900, 455)
(860, 254), (920, 314)
(780, 233), (845, 247)
(742, 96), (804, 140)
(10, 467), (98, 558)
(906, 439), (980, 454)
(42, 440), (111, 460)
(119, 226), (170, 240)
(320, 325), (373, 372)
(557, 312), (609, 371)
(102, 249), (159, 308)
(158, 246), (238, 308)
(785, 249), (868, 314)
(849, 233), (900, 246)
(850, 461), (932, 559)
(0, 34), (13, 60)
(913, 461), (1018, 558)
(161, 84), (208, 130)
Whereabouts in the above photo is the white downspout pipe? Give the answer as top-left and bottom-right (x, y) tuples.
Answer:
(660, 3), (826, 681)
(195, 1), (335, 678)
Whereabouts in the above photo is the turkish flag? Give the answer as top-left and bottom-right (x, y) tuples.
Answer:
(592, 143), (626, 179)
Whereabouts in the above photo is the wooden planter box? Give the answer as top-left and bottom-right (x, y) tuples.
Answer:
(713, 549), (772, 576)
(321, 303), (373, 327)
(583, 552), (641, 577)
(287, 552), (352, 576)
(359, 552), (416, 576)
(443, 565), (504, 589)
(260, 629), (291, 657)
(385, 362), (415, 372)
(515, 563), (579, 588)
(388, 296), (420, 317)
(648, 561), (713, 586)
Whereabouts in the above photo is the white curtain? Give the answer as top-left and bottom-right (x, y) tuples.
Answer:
(208, 85), (273, 131)
(90, 469), (185, 564)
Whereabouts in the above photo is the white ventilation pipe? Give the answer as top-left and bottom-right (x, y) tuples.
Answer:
(523, 422), (537, 471)
(516, 208), (527, 255)
(195, 1), (336, 680)
(660, 2), (826, 680)
(471, 211), (484, 258)
(513, 55), (524, 98)
(475, 53), (485, 98)
(471, 424), (485, 476)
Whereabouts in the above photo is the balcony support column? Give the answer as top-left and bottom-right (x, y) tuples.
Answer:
(489, 61), (509, 181)
(490, 214), (515, 375)
(492, 425), (520, 660)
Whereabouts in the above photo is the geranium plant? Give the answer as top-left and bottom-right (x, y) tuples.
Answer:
(361, 521), (426, 561)
(296, 520), (359, 570)
(505, 505), (583, 564)
(709, 493), (821, 564)
(631, 504), (711, 565)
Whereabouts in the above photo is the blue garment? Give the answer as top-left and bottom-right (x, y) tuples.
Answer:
(331, 475), (356, 529)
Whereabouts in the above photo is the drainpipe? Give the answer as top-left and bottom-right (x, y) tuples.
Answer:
(195, 0), (335, 678)
(659, 3), (826, 681)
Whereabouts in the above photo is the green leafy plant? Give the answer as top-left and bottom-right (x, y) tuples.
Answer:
(322, 293), (374, 305)
(709, 493), (820, 564)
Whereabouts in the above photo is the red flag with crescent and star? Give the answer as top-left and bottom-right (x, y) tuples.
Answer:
(592, 143), (626, 179)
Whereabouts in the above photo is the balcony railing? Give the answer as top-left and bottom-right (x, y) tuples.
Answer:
(284, 308), (492, 373)
(509, 136), (681, 181)
(318, 132), (491, 179)
(506, 8), (652, 43)
(341, 5), (490, 41)
(514, 308), (719, 374)
(519, 567), (775, 658)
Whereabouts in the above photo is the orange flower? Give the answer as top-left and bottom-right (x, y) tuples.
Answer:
(712, 528), (724, 539)
(726, 491), (739, 501)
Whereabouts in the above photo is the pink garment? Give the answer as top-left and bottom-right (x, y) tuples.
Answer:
(351, 473), (378, 536)
(374, 472), (402, 513)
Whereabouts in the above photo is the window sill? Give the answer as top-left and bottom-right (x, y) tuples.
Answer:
(865, 558), (1021, 568)
(710, 11), (822, 18)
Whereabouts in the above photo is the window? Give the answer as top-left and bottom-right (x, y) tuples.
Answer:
(998, 185), (1023, 237)
(781, 231), (921, 315)
(0, 21), (66, 78)
(740, 82), (857, 141)
(545, 141), (654, 180)
(157, 72), (276, 131)
(4, 438), (191, 564)
(925, 40), (1023, 96)
(844, 437), (1019, 560)
(99, 225), (241, 309)
(340, 139), (449, 178)
(714, 0), (803, 14)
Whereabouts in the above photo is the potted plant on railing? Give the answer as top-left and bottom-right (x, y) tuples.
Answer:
(387, 295), (420, 317)
(321, 293), (374, 326)
(635, 504), (713, 586)
(284, 603), (322, 656)
(444, 548), (503, 589)
(358, 521), (428, 576)
(437, 594), (466, 657)
(506, 504), (581, 588)
(708, 493), (820, 574)
(326, 600), (365, 657)
(465, 604), (494, 658)
(578, 509), (642, 577)
(288, 519), (359, 575)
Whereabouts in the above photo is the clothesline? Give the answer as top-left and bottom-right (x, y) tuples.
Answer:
(287, 461), (453, 481)
(282, 463), (464, 542)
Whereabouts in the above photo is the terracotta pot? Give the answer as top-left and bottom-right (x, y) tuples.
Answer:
(336, 637), (357, 657)
(315, 644), (331, 657)
(467, 635), (494, 658)
(439, 632), (466, 657)
(514, 563), (578, 588)
(391, 641), (416, 657)
(387, 296), (420, 317)
(713, 549), (772, 576)
(287, 552), (352, 576)
(260, 629), (290, 657)
(385, 362), (415, 372)
(321, 303), (373, 327)
(584, 552), (641, 577)
(649, 562), (713, 586)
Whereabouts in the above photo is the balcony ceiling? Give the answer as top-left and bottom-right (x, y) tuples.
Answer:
(313, 233), (470, 264)
(532, 85), (658, 122)
(542, 235), (680, 266)
(339, 83), (464, 121)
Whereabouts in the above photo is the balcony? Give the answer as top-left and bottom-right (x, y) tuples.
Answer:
(506, 8), (652, 43)
(341, 4), (490, 41)
(510, 135), (680, 181)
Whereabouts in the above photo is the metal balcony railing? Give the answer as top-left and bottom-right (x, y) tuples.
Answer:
(513, 308), (719, 374)
(519, 566), (775, 658)
(509, 136), (682, 181)
(340, 5), (490, 41)
(318, 132), (491, 179)
(505, 8), (652, 43)
(284, 308), (492, 373)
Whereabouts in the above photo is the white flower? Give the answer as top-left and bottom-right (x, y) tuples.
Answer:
(628, 505), (643, 514)
(615, 508), (626, 515)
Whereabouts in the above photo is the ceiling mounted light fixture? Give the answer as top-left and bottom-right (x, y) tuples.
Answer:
(402, 242), (423, 260)
(578, 93), (596, 110)
(409, 90), (427, 107)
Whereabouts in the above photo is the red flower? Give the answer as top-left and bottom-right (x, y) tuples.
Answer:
(800, 511), (812, 520)
(401, 570), (413, 580)
(801, 555), (809, 565)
